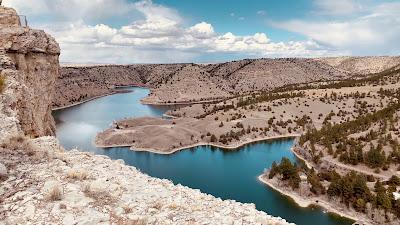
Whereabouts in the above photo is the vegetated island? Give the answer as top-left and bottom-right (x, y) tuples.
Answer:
(96, 64), (400, 224)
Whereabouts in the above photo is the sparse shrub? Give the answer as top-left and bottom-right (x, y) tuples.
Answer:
(210, 134), (217, 142)
(0, 75), (5, 93)
(67, 169), (88, 181)
(122, 205), (133, 214)
(1, 135), (37, 155)
(47, 185), (63, 201)
(366, 174), (375, 182)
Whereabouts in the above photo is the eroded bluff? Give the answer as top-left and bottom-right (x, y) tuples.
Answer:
(0, 6), (60, 141)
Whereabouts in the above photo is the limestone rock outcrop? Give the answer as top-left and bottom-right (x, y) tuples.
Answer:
(0, 7), (20, 27)
(0, 6), (60, 140)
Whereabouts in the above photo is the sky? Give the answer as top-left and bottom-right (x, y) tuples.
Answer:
(4, 0), (400, 64)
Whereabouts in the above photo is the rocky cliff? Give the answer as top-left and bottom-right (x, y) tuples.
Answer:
(0, 6), (291, 225)
(0, 6), (59, 139)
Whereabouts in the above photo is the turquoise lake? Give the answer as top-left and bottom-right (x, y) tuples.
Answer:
(53, 87), (353, 225)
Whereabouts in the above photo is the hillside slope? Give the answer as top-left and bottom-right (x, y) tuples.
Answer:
(316, 56), (400, 75)
(56, 58), (354, 107)
(57, 56), (400, 108)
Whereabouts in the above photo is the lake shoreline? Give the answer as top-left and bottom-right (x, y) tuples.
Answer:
(52, 92), (117, 111)
(52, 85), (148, 111)
(95, 134), (301, 155)
(257, 174), (365, 224)
(140, 98), (224, 106)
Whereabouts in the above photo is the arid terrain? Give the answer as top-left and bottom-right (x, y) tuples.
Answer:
(56, 56), (400, 108)
(95, 61), (400, 224)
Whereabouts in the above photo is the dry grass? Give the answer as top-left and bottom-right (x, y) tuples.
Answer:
(67, 169), (88, 181)
(82, 182), (116, 207)
(122, 205), (133, 214)
(0, 135), (37, 154)
(46, 185), (63, 201)
(0, 74), (5, 93)
(109, 211), (147, 225)
(151, 201), (163, 210)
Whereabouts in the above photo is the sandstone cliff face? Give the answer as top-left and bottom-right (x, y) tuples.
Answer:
(0, 6), (60, 140)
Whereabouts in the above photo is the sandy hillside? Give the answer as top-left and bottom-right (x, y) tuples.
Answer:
(315, 56), (400, 75)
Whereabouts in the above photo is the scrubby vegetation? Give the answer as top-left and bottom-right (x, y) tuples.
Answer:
(275, 66), (400, 93)
(0, 74), (5, 93)
(268, 157), (301, 189)
(267, 158), (400, 219)
(236, 92), (304, 108)
(300, 102), (400, 169)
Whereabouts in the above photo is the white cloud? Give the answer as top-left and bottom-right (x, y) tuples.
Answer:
(313, 0), (363, 15)
(4, 0), (341, 63)
(275, 2), (400, 55)
(257, 10), (266, 16)
(4, 0), (137, 21)
(188, 22), (215, 39)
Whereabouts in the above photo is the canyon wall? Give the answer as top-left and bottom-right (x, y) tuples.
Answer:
(0, 7), (59, 141)
(57, 57), (400, 108)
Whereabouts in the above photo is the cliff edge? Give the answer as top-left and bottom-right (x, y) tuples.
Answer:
(0, 6), (59, 140)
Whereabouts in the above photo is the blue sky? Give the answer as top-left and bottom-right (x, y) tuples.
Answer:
(4, 0), (400, 64)
(155, 0), (308, 38)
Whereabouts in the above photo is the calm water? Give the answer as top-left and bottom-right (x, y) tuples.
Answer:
(53, 87), (353, 225)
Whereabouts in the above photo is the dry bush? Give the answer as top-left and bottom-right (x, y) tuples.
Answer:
(82, 182), (116, 207)
(67, 169), (88, 181)
(122, 205), (133, 214)
(151, 201), (163, 210)
(46, 185), (63, 201)
(0, 135), (38, 155)
(0, 74), (5, 93)
(110, 212), (147, 225)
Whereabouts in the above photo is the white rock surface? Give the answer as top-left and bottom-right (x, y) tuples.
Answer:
(0, 140), (293, 225)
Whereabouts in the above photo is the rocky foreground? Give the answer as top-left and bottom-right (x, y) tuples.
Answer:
(0, 6), (291, 225)
(0, 137), (292, 225)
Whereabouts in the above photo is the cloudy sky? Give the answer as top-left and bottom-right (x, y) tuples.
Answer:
(4, 0), (400, 64)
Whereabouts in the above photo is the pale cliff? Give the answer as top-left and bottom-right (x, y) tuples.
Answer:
(0, 6), (60, 139)
(0, 7), (291, 225)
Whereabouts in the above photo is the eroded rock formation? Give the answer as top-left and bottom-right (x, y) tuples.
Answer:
(0, 6), (59, 139)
